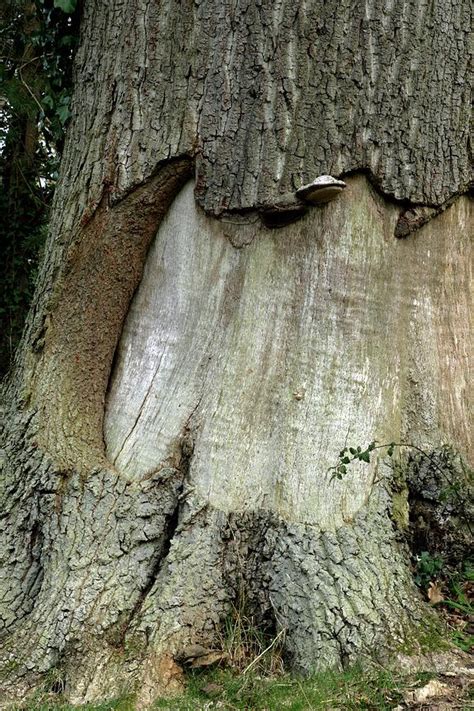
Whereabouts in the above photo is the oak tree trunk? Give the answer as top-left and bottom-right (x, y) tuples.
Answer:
(0, 0), (471, 705)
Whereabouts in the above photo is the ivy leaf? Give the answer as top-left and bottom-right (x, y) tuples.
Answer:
(341, 456), (351, 464)
(42, 94), (54, 109)
(57, 104), (71, 125)
(359, 451), (371, 463)
(54, 0), (77, 13)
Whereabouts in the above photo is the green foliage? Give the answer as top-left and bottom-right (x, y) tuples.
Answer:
(54, 0), (77, 13)
(0, 0), (80, 375)
(414, 551), (444, 588)
(412, 551), (473, 652)
(330, 441), (379, 479)
(33, 0), (81, 148)
(442, 561), (474, 652)
(329, 442), (472, 530)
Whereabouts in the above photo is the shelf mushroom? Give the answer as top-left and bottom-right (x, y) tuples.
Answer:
(296, 175), (346, 205)
(260, 174), (346, 228)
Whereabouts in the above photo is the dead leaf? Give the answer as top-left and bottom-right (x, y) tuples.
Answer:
(404, 679), (451, 704)
(428, 581), (444, 605)
(190, 651), (227, 668)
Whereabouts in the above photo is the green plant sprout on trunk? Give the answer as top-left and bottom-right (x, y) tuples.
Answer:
(329, 441), (472, 535)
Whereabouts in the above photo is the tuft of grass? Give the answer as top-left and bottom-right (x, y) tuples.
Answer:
(217, 602), (285, 676)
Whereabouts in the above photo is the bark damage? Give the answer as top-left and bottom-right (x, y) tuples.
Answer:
(1, 172), (471, 705)
(4, 158), (193, 471)
(0, 0), (472, 705)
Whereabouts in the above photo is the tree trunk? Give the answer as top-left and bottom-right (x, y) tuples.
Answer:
(0, 0), (471, 705)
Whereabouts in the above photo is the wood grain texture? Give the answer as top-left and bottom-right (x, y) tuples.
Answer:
(105, 176), (472, 529)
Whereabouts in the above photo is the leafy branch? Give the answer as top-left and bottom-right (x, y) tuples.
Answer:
(329, 441), (472, 535)
(329, 440), (390, 480)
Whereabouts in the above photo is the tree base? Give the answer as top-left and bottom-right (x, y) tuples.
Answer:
(1, 461), (425, 706)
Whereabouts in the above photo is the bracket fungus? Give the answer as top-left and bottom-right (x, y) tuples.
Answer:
(260, 175), (346, 228)
(296, 175), (347, 205)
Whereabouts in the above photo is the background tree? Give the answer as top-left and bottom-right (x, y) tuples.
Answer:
(0, 0), (79, 374)
(0, 0), (472, 706)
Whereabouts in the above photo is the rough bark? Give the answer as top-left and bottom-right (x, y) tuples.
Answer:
(57, 0), (471, 222)
(0, 0), (472, 706)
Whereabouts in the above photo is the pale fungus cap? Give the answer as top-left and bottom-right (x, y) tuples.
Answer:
(296, 175), (346, 204)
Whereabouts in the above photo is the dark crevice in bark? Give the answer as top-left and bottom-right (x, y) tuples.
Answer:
(118, 501), (183, 648)
(23, 520), (45, 599)
(404, 449), (473, 571)
(339, 166), (466, 238)
(260, 204), (308, 229)
(217, 507), (423, 674)
(111, 431), (196, 648)
(221, 513), (277, 631)
(330, 626), (351, 669)
(157, 500), (182, 577)
(394, 200), (456, 239)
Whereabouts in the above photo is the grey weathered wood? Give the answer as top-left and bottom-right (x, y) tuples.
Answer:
(105, 177), (472, 526)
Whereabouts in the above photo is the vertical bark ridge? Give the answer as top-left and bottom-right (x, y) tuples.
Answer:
(0, 463), (185, 684)
(102, 504), (421, 697)
(220, 506), (422, 673)
(49, 0), (470, 233)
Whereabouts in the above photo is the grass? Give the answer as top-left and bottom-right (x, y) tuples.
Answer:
(10, 666), (443, 711)
(8, 698), (134, 711)
(153, 666), (436, 710)
(440, 561), (474, 654)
